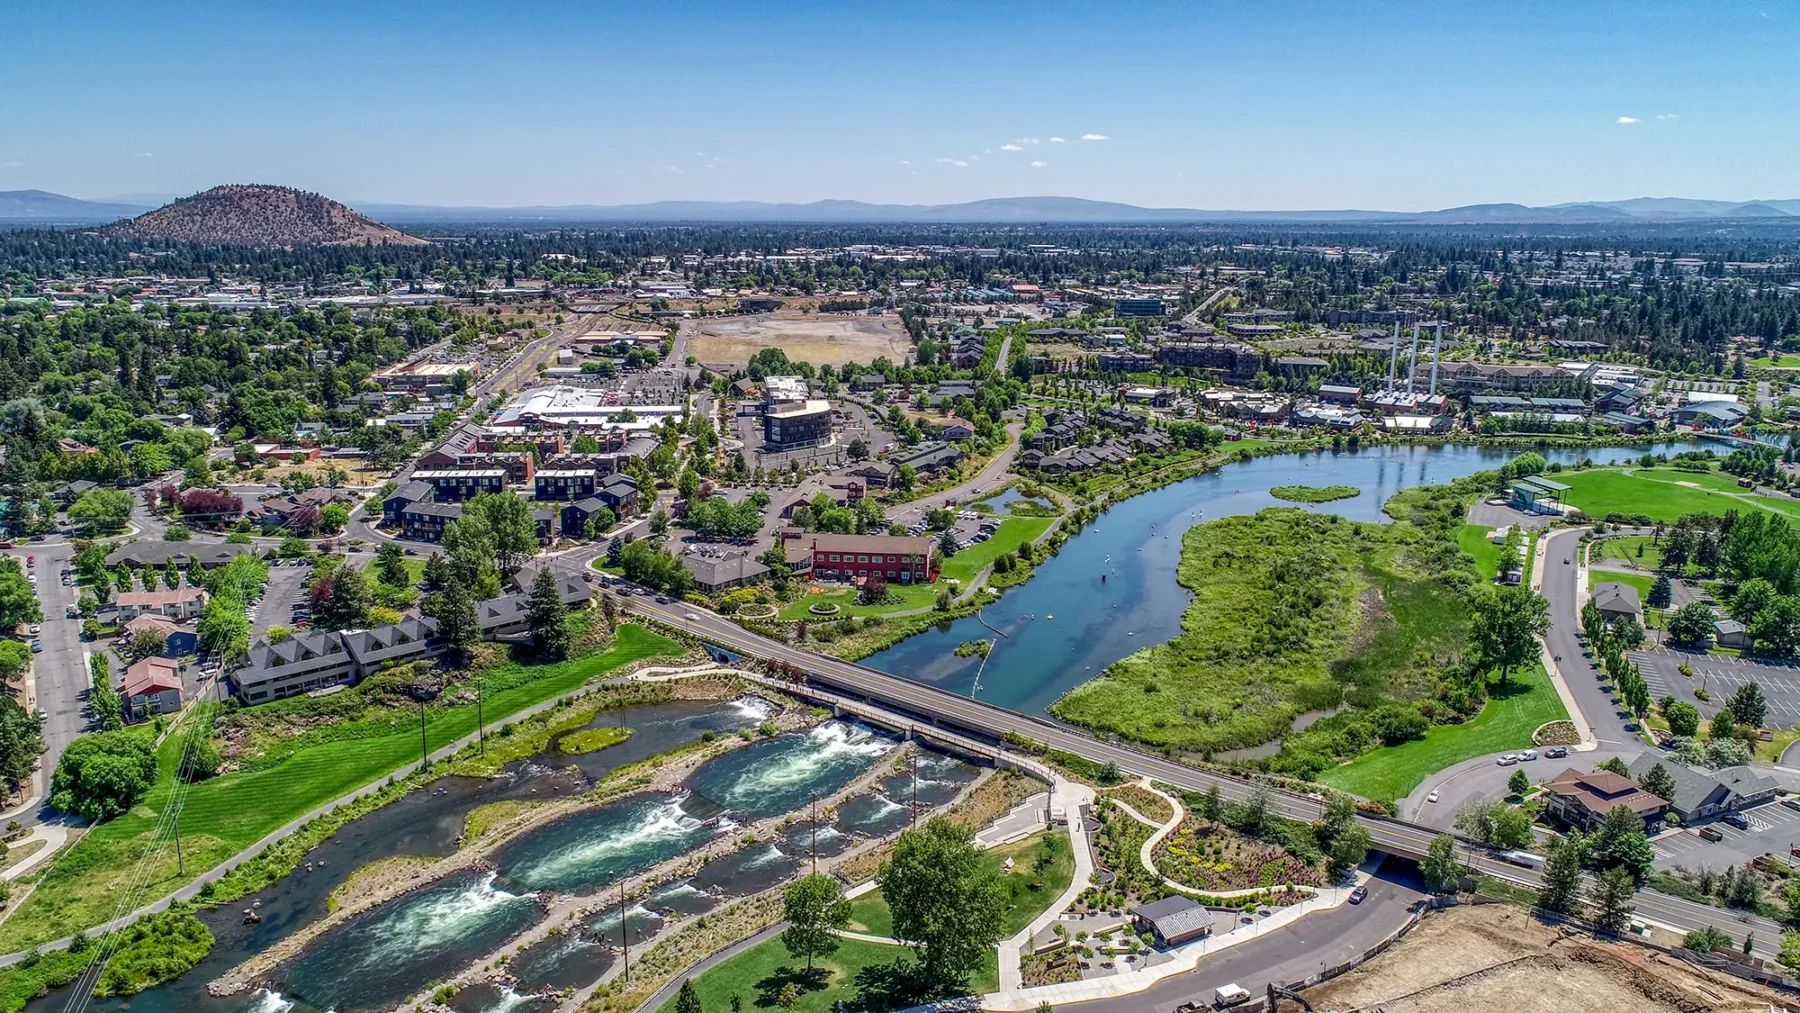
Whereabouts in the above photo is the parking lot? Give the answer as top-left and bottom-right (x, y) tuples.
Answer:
(258, 558), (314, 636)
(1652, 798), (1800, 870)
(1633, 647), (1800, 727)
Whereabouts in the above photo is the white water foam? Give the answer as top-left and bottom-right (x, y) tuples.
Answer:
(244, 989), (297, 1013)
(730, 696), (776, 721)
(587, 901), (657, 934)
(359, 871), (535, 967)
(485, 986), (539, 1013)
(740, 844), (788, 869)
(720, 723), (889, 803)
(651, 882), (710, 901)
(512, 798), (704, 886)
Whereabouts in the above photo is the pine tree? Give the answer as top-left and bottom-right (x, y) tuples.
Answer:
(673, 978), (704, 1013)
(526, 567), (572, 659)
(1537, 831), (1587, 914)
(437, 583), (480, 662)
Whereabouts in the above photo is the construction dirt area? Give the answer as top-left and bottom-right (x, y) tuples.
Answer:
(1302, 904), (1792, 1013)
(687, 313), (912, 367)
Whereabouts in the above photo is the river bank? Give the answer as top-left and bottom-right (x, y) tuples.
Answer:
(209, 682), (822, 998)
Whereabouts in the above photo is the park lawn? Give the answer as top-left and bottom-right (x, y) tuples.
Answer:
(1457, 525), (1503, 580)
(0, 624), (682, 952)
(941, 516), (1055, 586)
(845, 831), (1075, 942)
(777, 583), (939, 621)
(1592, 534), (1664, 571)
(663, 935), (998, 1013)
(1556, 468), (1800, 523)
(1751, 354), (1800, 368)
(1318, 660), (1566, 803)
(1589, 569), (1654, 603)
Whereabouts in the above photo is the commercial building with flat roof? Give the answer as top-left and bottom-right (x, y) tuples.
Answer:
(765, 399), (833, 450)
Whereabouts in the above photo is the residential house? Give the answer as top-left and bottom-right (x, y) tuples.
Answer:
(232, 617), (444, 703)
(105, 542), (258, 569)
(414, 468), (507, 502)
(560, 497), (614, 539)
(343, 616), (444, 673)
(113, 587), (208, 621)
(382, 480), (434, 525)
(595, 473), (641, 516)
(123, 614), (197, 656)
(121, 657), (183, 722)
(1542, 767), (1667, 832)
(400, 501), (464, 542)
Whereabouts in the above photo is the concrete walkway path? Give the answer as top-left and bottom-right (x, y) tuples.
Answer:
(0, 822), (68, 882)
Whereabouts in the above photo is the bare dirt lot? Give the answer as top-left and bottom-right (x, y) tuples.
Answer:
(1304, 904), (1787, 1013)
(687, 313), (912, 367)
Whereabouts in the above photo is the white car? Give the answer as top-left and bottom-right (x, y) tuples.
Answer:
(1496, 754), (1519, 766)
(1520, 749), (1538, 761)
(1427, 790), (1441, 803)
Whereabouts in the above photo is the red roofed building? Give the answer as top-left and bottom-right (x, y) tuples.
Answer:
(122, 657), (183, 722)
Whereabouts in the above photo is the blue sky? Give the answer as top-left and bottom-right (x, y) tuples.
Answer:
(2, 0), (1794, 210)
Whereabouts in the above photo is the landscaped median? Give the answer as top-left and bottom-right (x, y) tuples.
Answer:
(0, 621), (686, 955)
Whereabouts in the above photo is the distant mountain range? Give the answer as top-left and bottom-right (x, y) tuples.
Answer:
(6, 188), (1800, 227)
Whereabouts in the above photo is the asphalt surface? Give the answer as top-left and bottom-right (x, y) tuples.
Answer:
(1540, 526), (1639, 750)
(609, 588), (1787, 940)
(9, 542), (86, 827)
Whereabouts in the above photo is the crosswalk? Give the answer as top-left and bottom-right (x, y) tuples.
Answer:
(1651, 802), (1800, 865)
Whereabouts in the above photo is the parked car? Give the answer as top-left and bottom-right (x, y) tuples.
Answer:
(1520, 749), (1538, 761)
(1721, 811), (1749, 831)
(29, 641), (41, 653)
(1544, 746), (1569, 759)
(1496, 754), (1519, 766)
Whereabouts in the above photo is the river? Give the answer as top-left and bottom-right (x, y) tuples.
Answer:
(863, 440), (1701, 716)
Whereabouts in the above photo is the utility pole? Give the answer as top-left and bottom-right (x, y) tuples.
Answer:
(911, 751), (919, 828)
(619, 881), (630, 982)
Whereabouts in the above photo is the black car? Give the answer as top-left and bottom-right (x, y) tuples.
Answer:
(1721, 811), (1749, 830)
(1348, 886), (1368, 904)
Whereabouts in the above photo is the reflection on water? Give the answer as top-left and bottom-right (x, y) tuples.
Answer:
(865, 439), (1704, 714)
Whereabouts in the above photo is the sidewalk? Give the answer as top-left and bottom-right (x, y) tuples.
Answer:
(0, 822), (68, 882)
(995, 776), (1094, 993)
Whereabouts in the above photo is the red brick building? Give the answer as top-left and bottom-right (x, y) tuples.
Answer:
(804, 533), (938, 584)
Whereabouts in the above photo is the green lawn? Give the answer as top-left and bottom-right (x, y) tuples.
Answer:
(1751, 354), (1800, 368)
(1318, 660), (1567, 803)
(663, 936), (998, 1013)
(1555, 468), (1800, 523)
(0, 624), (682, 951)
(777, 583), (940, 621)
(1591, 534), (1663, 571)
(940, 516), (1056, 586)
(844, 831), (1074, 941)
(1457, 525), (1503, 580)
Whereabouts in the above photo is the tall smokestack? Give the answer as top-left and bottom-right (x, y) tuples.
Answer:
(1429, 323), (1442, 397)
(1405, 323), (1420, 394)
(1387, 321), (1399, 391)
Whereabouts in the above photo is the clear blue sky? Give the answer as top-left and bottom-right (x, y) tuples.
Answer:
(3, 0), (1793, 210)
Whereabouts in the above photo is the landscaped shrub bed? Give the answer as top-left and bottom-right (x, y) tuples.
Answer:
(1152, 816), (1325, 893)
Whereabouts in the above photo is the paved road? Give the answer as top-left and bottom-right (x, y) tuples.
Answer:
(1541, 527), (1637, 749)
(608, 590), (1785, 940)
(1066, 859), (1427, 1013)
(1401, 748), (1638, 830)
(10, 543), (87, 827)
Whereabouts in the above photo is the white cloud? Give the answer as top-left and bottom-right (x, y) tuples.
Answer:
(1656, 113), (1679, 120)
(1616, 116), (1639, 124)
(1049, 136), (1065, 143)
(1014, 137), (1040, 145)
(0, 160), (22, 170)
(1081, 133), (1109, 141)
(936, 157), (970, 167)
(133, 151), (154, 158)
(1030, 160), (1048, 168)
(1001, 143), (1023, 152)
(898, 159), (911, 165)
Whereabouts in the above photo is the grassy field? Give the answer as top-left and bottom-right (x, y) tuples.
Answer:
(1318, 660), (1566, 802)
(940, 516), (1056, 586)
(1555, 468), (1800, 523)
(1457, 524), (1504, 580)
(1751, 354), (1800, 368)
(777, 583), (939, 621)
(663, 936), (999, 1013)
(1591, 534), (1663, 570)
(1269, 484), (1360, 504)
(688, 314), (913, 368)
(0, 624), (682, 951)
(844, 831), (1074, 941)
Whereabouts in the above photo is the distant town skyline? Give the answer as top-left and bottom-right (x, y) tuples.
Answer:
(3, 0), (1795, 211)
